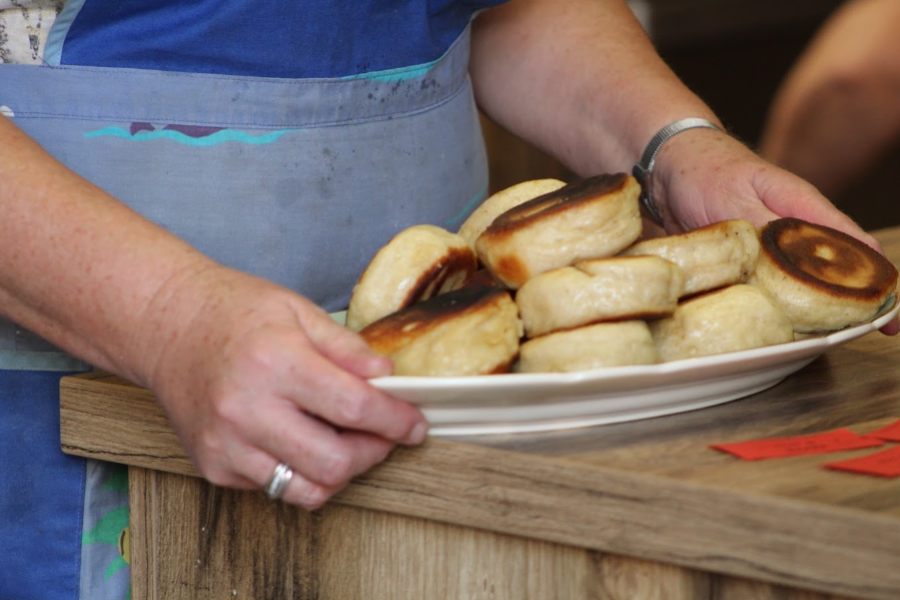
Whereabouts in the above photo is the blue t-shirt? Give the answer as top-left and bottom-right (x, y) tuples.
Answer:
(50, 0), (507, 77)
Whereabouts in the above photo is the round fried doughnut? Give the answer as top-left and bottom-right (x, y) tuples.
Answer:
(515, 255), (684, 337)
(359, 286), (523, 377)
(750, 218), (898, 332)
(516, 321), (659, 373)
(474, 173), (642, 289)
(458, 178), (566, 248)
(346, 225), (477, 332)
(620, 219), (760, 296)
(649, 284), (794, 362)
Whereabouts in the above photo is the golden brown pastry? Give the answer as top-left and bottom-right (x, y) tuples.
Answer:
(515, 255), (684, 337)
(620, 219), (760, 296)
(359, 286), (523, 377)
(516, 321), (659, 373)
(474, 173), (642, 289)
(457, 178), (567, 248)
(649, 284), (795, 362)
(346, 225), (477, 332)
(750, 218), (898, 332)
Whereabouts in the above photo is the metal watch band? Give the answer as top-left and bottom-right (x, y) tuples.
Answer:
(632, 117), (722, 227)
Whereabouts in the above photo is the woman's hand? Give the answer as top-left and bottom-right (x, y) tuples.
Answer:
(651, 128), (899, 335)
(652, 128), (874, 240)
(138, 265), (428, 509)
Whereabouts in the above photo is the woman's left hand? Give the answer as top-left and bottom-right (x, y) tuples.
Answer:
(650, 127), (899, 335)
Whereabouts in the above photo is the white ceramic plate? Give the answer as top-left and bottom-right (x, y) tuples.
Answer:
(348, 295), (899, 436)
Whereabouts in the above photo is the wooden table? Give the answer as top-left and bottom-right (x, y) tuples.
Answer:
(60, 227), (900, 600)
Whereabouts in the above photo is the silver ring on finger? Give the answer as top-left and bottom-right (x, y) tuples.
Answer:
(264, 462), (293, 501)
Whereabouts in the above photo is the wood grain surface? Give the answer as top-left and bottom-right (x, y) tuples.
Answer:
(128, 466), (860, 600)
(60, 226), (900, 600)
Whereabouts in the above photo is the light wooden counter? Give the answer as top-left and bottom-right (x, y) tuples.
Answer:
(61, 227), (900, 600)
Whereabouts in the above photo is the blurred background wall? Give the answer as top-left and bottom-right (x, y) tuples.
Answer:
(481, 0), (900, 231)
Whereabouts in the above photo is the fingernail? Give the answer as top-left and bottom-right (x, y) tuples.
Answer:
(365, 356), (394, 378)
(407, 422), (428, 445)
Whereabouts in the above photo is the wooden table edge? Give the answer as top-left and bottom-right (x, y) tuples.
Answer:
(60, 371), (900, 599)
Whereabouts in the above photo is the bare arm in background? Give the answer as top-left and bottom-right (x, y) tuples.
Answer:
(759, 0), (900, 200)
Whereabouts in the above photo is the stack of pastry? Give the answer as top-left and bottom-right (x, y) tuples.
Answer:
(346, 175), (898, 376)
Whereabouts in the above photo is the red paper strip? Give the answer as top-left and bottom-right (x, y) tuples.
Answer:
(866, 419), (900, 442)
(825, 446), (900, 478)
(710, 428), (884, 461)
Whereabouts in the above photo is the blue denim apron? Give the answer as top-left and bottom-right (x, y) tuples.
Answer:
(0, 25), (487, 600)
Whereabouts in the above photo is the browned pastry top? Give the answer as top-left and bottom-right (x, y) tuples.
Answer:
(760, 218), (898, 300)
(360, 286), (512, 355)
(402, 245), (477, 306)
(484, 173), (629, 234)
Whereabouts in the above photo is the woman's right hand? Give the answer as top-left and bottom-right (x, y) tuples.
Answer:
(137, 264), (429, 509)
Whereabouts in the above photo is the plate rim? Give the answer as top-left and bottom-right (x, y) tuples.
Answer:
(337, 292), (898, 434)
(368, 292), (898, 391)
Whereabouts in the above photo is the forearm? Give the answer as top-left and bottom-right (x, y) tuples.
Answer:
(470, 0), (721, 177)
(759, 0), (900, 198)
(761, 82), (900, 199)
(0, 114), (217, 384)
(470, 0), (880, 253)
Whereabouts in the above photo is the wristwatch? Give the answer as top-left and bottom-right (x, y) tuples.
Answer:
(632, 117), (722, 227)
